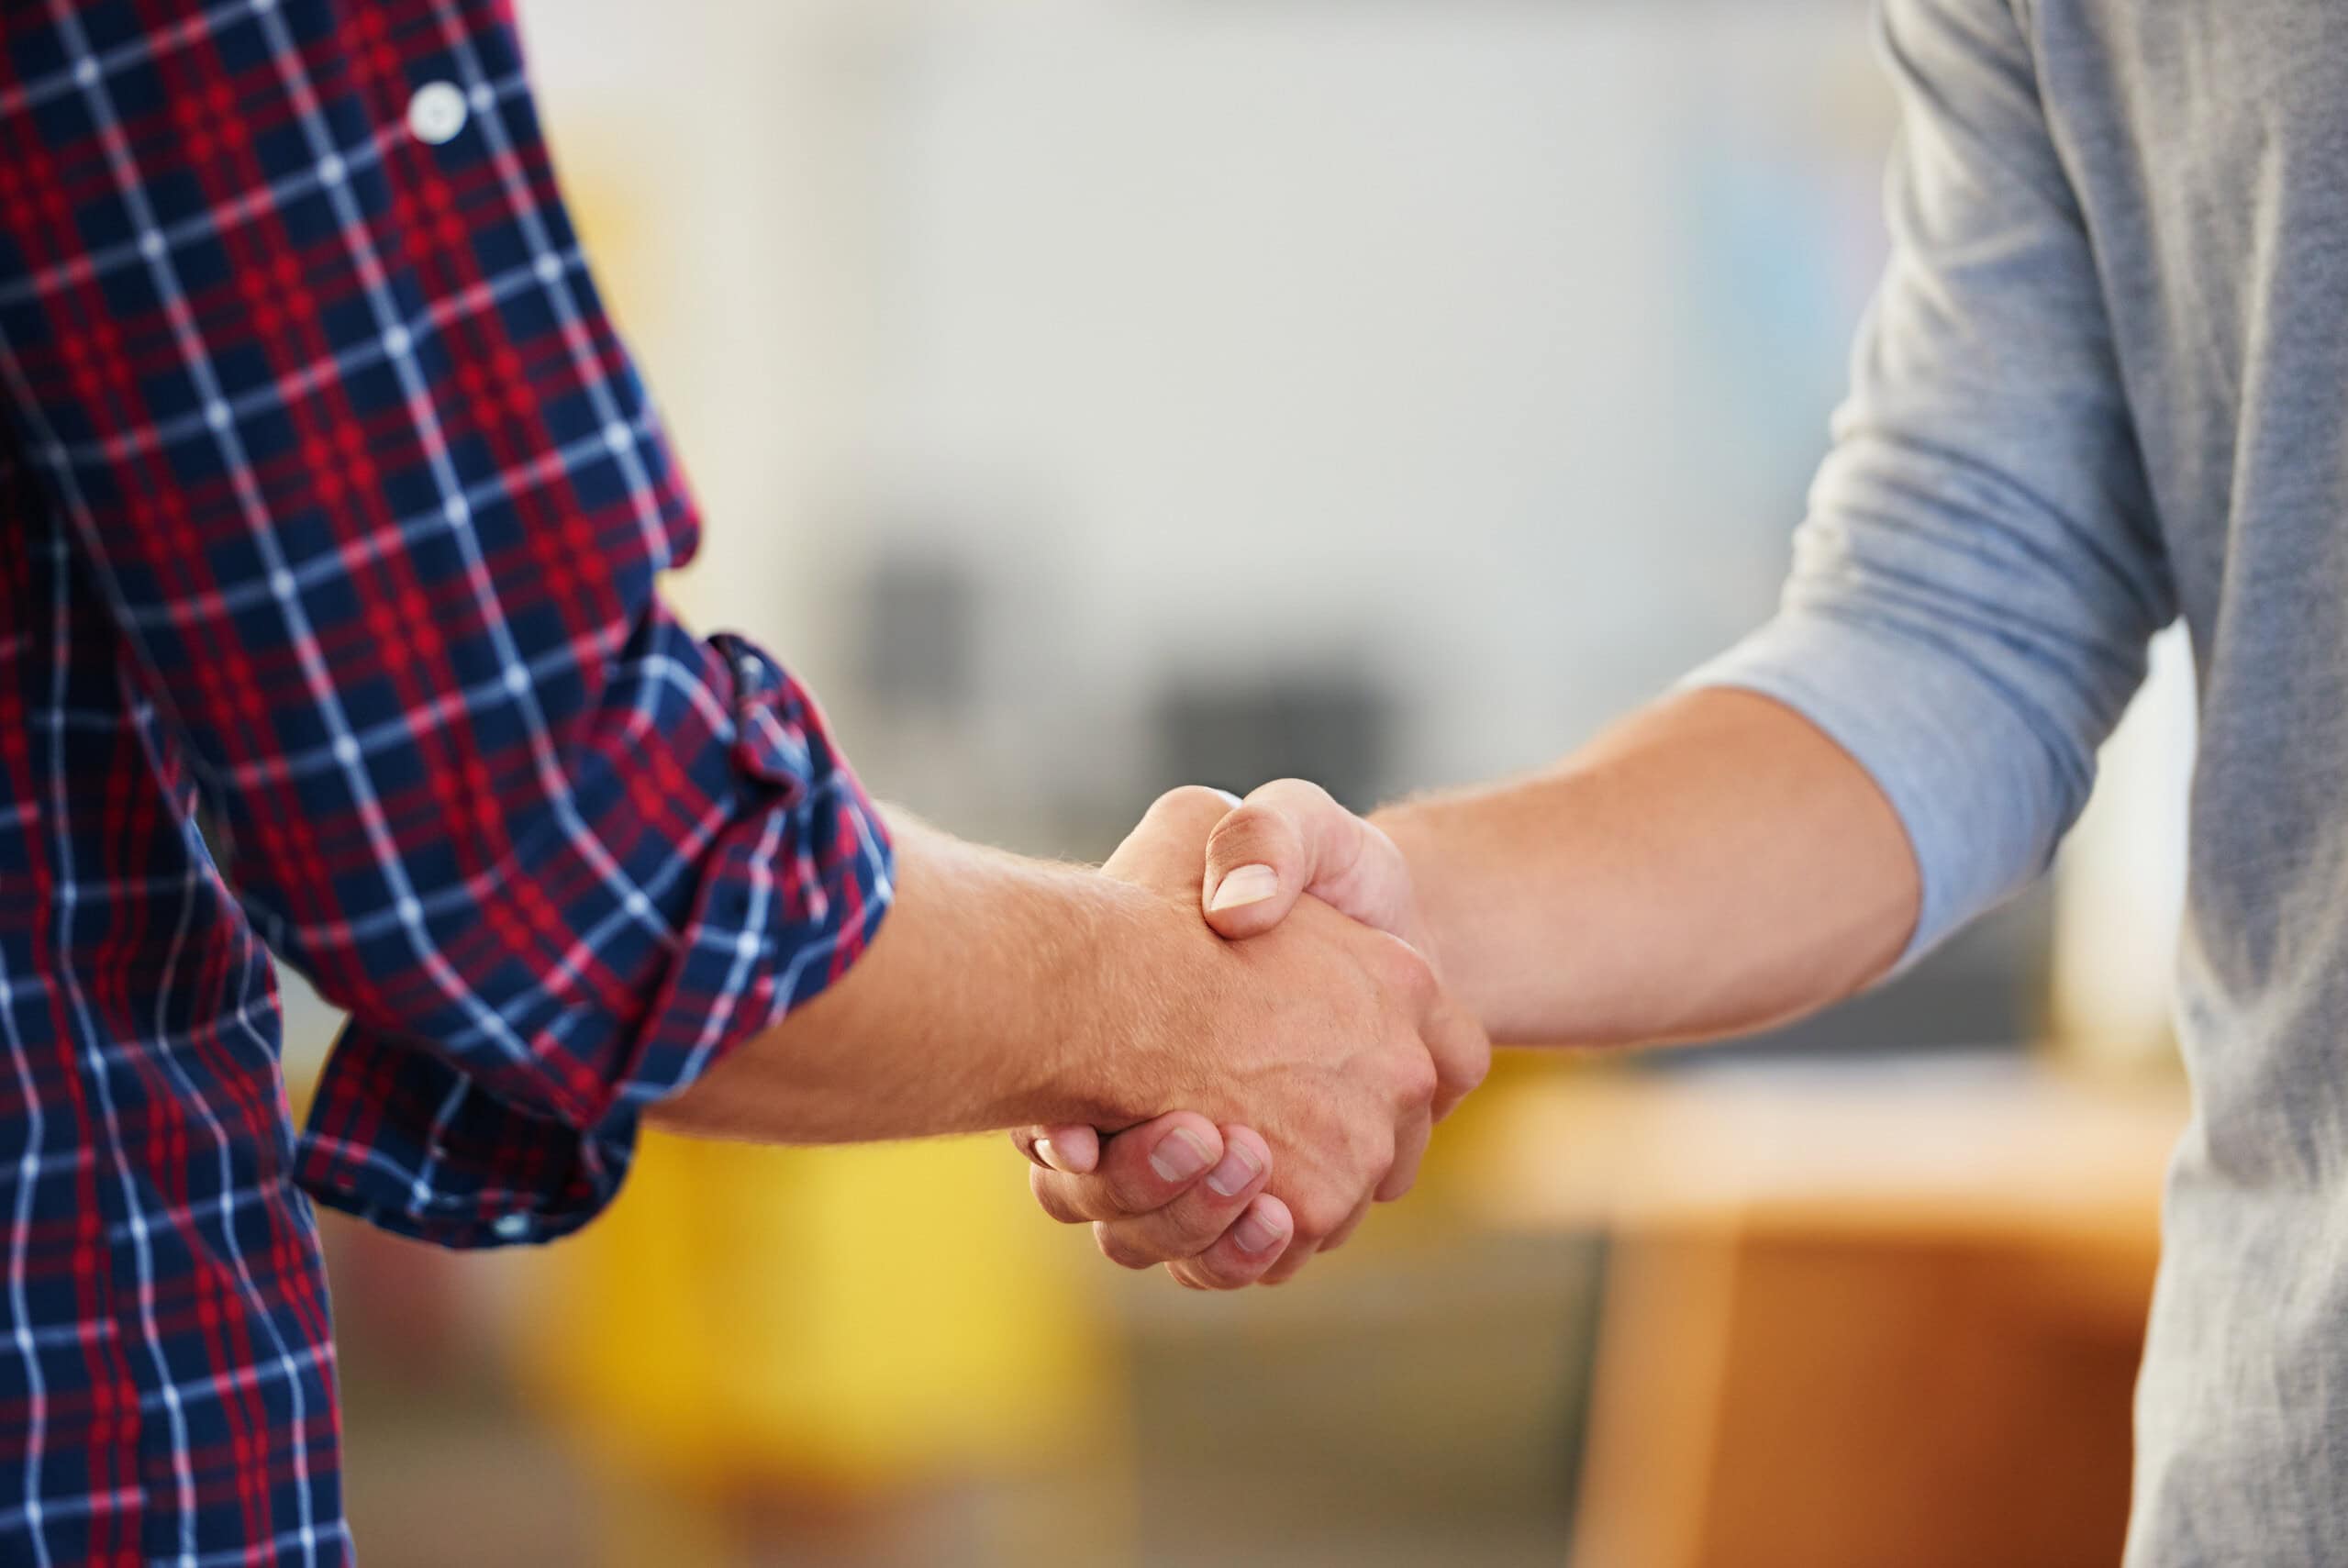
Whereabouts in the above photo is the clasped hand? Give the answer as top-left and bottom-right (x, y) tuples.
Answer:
(1014, 782), (1486, 1288)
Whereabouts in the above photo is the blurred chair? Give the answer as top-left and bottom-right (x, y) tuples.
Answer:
(520, 1132), (1129, 1567)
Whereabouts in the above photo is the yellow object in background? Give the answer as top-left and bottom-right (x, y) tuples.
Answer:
(520, 1130), (1124, 1496)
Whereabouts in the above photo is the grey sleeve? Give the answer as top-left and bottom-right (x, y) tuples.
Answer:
(1683, 0), (2174, 965)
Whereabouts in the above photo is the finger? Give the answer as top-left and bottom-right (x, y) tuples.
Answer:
(1376, 1107), (1431, 1204)
(1257, 1234), (1320, 1286)
(1203, 779), (1415, 943)
(1028, 1111), (1222, 1225)
(1320, 1193), (1375, 1254)
(1257, 1187), (1370, 1284)
(1165, 1195), (1295, 1291)
(1090, 1126), (1273, 1268)
(1253, 1184), (1344, 1287)
(1102, 785), (1243, 885)
(1014, 1124), (1099, 1174)
(1420, 982), (1493, 1124)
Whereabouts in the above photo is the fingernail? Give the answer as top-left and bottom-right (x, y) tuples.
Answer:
(1205, 1141), (1262, 1198)
(1234, 1210), (1285, 1254)
(1207, 864), (1279, 912)
(1150, 1129), (1214, 1183)
(1034, 1137), (1066, 1173)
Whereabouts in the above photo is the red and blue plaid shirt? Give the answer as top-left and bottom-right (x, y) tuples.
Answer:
(0, 2), (895, 1561)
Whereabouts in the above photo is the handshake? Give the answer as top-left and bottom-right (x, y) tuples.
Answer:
(1010, 781), (1490, 1291)
(665, 689), (1908, 1293)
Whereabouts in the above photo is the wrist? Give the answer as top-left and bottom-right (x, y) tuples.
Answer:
(646, 812), (1219, 1144)
(1367, 800), (1467, 985)
(1032, 879), (1205, 1129)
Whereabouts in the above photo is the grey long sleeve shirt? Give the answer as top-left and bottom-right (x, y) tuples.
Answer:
(1689, 2), (2348, 1559)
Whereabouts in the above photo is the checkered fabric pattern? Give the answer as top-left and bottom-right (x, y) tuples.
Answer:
(0, 1), (896, 1561)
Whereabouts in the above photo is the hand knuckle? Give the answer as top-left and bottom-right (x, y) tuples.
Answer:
(1154, 784), (1234, 818)
(1031, 1175), (1085, 1226)
(1256, 778), (1331, 814)
(1163, 1208), (1228, 1257)
(1094, 1225), (1157, 1271)
(1455, 1032), (1493, 1084)
(1208, 803), (1291, 864)
(1399, 1052), (1441, 1107)
(1387, 943), (1439, 1006)
(1459, 1044), (1493, 1094)
(1182, 1254), (1241, 1290)
(1293, 1193), (1349, 1240)
(1108, 1170), (1160, 1215)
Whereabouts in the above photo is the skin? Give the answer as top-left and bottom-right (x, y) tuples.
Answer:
(650, 788), (1489, 1274)
(1021, 687), (1921, 1284)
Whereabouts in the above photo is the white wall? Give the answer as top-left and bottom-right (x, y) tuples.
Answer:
(520, 0), (1894, 824)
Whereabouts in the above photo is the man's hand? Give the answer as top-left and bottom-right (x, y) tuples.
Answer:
(1197, 778), (1430, 953)
(1014, 1112), (1296, 1290)
(651, 784), (1480, 1200)
(1097, 787), (1484, 1279)
(1020, 781), (1478, 1286)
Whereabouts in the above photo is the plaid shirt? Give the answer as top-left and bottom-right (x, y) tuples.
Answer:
(0, 1), (896, 1562)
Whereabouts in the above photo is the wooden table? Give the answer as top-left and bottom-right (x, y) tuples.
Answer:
(1455, 1056), (2187, 1568)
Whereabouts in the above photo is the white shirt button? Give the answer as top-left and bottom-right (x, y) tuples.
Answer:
(406, 81), (469, 147)
(492, 1214), (531, 1241)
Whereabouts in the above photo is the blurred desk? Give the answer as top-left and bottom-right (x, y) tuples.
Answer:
(1459, 1055), (2187, 1568)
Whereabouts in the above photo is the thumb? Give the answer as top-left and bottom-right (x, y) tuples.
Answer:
(1202, 779), (1419, 943)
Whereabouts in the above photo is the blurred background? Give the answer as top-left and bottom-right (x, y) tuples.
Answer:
(284, 2), (2198, 1563)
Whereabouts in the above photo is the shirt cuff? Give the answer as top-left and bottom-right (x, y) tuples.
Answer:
(293, 636), (896, 1248)
(1679, 608), (2072, 973)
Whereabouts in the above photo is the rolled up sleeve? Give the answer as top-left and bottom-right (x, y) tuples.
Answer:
(0, 0), (892, 1242)
(293, 634), (894, 1248)
(1684, 0), (2174, 966)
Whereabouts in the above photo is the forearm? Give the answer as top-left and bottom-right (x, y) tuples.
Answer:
(1374, 686), (1920, 1048)
(650, 813), (1166, 1144)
